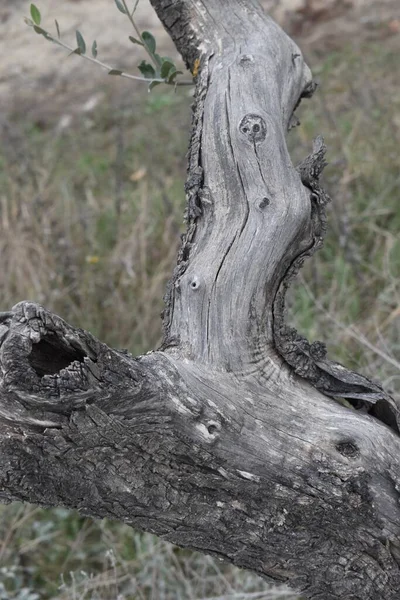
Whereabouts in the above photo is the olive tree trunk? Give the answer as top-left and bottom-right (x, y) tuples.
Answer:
(1, 1), (400, 598)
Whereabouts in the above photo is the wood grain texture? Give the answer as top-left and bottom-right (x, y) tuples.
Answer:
(1, 1), (400, 598)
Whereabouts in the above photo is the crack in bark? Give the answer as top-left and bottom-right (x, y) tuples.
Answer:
(161, 55), (211, 348)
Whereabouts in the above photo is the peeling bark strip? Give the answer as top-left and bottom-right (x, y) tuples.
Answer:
(1, 1), (400, 599)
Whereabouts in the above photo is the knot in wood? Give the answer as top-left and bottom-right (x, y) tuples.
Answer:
(239, 54), (254, 65)
(195, 420), (221, 443)
(239, 114), (267, 143)
(336, 441), (360, 459)
(207, 421), (219, 435)
(258, 197), (270, 210)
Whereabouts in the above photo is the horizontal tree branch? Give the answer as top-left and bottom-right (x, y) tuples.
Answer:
(1, 301), (400, 599)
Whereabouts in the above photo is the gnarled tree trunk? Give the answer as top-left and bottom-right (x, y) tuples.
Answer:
(1, 1), (399, 598)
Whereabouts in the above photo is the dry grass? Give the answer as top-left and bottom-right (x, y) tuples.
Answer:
(0, 505), (296, 599)
(0, 89), (189, 354)
(0, 34), (399, 600)
(289, 39), (400, 398)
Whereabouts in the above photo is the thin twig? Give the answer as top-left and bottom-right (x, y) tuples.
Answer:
(120, 0), (159, 69)
(45, 33), (192, 86)
(49, 34), (164, 83)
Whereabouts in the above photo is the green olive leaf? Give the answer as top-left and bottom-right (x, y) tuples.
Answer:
(148, 80), (162, 91)
(76, 30), (86, 55)
(141, 31), (156, 55)
(129, 36), (143, 46)
(138, 60), (156, 79)
(30, 4), (41, 26)
(160, 60), (174, 79)
(115, 0), (127, 14)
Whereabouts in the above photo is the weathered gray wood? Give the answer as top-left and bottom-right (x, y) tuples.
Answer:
(1, 1), (400, 598)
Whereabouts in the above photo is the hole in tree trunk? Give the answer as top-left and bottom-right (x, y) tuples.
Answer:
(29, 333), (86, 377)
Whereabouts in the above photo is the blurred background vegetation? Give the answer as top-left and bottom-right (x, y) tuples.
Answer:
(0, 0), (399, 598)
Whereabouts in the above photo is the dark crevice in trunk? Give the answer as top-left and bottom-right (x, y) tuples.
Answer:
(29, 334), (86, 377)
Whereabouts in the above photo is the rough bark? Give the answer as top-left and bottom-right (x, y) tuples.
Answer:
(1, 1), (400, 598)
